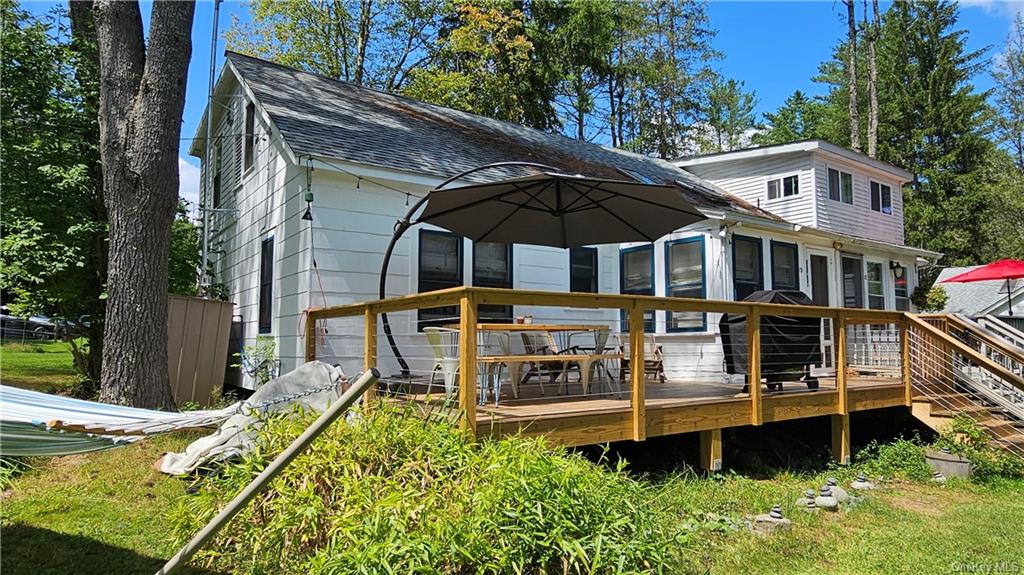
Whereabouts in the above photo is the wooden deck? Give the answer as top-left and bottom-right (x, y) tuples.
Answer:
(392, 375), (906, 446)
(307, 286), (916, 468)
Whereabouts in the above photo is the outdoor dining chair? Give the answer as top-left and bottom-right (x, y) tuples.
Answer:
(570, 329), (621, 397)
(518, 331), (577, 395)
(422, 327), (505, 406)
(617, 333), (666, 384)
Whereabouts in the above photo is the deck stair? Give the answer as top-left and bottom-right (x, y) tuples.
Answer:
(908, 314), (1024, 459)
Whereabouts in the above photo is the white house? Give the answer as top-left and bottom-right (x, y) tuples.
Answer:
(191, 52), (939, 388)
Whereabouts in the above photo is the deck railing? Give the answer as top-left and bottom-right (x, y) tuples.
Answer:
(305, 288), (909, 452)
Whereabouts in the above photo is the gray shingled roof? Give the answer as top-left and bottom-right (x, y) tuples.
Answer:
(225, 51), (782, 221)
(936, 266), (1019, 315)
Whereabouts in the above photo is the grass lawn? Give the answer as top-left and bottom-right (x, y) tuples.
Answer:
(661, 472), (1024, 574)
(0, 341), (78, 394)
(2, 430), (1021, 574)
(1, 432), (219, 575)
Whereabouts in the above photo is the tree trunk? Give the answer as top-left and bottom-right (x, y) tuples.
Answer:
(866, 0), (879, 158)
(95, 0), (195, 409)
(844, 0), (860, 152)
(354, 0), (373, 85)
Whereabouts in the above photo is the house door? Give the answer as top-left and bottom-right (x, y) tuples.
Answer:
(841, 254), (867, 365)
(808, 251), (834, 370)
(841, 255), (864, 308)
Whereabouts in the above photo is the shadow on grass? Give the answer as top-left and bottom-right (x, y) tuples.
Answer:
(0, 523), (223, 575)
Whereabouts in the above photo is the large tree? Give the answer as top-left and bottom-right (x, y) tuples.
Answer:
(695, 76), (757, 153)
(94, 0), (195, 408)
(226, 0), (443, 91)
(752, 90), (827, 146)
(0, 1), (107, 387)
(992, 13), (1024, 173)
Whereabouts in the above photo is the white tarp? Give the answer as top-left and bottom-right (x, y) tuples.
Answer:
(159, 361), (347, 475)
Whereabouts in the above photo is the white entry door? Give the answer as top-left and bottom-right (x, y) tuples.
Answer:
(807, 249), (835, 370)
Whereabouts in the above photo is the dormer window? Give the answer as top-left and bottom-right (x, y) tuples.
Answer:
(828, 168), (854, 204)
(870, 181), (892, 214)
(767, 175), (799, 200)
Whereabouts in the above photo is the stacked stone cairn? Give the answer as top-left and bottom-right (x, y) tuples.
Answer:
(751, 505), (793, 535)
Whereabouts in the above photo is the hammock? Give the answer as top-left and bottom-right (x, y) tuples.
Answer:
(0, 385), (236, 457)
(0, 361), (347, 460)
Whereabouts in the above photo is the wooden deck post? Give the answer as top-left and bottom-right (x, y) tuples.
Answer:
(458, 294), (478, 435)
(363, 308), (377, 405)
(629, 306), (646, 441)
(747, 306), (762, 426)
(834, 311), (848, 415)
(831, 413), (851, 465)
(699, 428), (723, 472)
(901, 316), (912, 406)
(304, 312), (317, 362)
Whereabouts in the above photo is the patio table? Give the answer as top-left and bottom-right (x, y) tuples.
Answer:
(446, 324), (623, 400)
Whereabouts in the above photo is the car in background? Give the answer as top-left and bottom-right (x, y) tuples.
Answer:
(0, 306), (57, 341)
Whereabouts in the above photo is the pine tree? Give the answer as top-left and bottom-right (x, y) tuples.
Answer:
(876, 1), (992, 264)
(752, 90), (827, 146)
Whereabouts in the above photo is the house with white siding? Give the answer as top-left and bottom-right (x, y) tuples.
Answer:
(191, 52), (939, 388)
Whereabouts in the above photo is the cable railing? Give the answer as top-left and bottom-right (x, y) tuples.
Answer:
(906, 315), (1024, 458)
(304, 287), (910, 451)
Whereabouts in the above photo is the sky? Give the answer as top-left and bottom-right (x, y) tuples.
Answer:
(24, 0), (1024, 209)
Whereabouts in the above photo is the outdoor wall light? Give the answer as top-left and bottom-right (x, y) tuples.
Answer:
(832, 241), (843, 250)
(890, 260), (905, 279)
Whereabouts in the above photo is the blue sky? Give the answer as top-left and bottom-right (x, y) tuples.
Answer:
(23, 0), (1024, 206)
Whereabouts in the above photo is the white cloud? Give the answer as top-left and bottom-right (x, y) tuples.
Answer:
(178, 156), (201, 216)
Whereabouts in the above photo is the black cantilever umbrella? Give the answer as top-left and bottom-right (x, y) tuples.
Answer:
(416, 172), (706, 248)
(379, 168), (708, 376)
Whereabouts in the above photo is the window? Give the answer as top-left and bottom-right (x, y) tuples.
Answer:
(666, 237), (705, 331)
(616, 168), (655, 184)
(870, 181), (893, 214)
(212, 140), (222, 208)
(258, 237), (274, 333)
(620, 245), (655, 332)
(474, 242), (513, 323)
(418, 230), (463, 328)
(767, 175), (799, 200)
(771, 241), (799, 290)
(243, 101), (256, 171)
(569, 247), (598, 293)
(828, 168), (854, 204)
(732, 235), (763, 301)
(894, 265), (910, 311)
(866, 261), (885, 310)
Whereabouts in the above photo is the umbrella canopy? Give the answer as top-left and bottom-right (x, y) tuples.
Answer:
(416, 172), (706, 248)
(941, 259), (1024, 283)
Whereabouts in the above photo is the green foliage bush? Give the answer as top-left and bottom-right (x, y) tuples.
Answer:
(936, 416), (1024, 482)
(854, 436), (932, 481)
(911, 285), (948, 312)
(170, 406), (678, 574)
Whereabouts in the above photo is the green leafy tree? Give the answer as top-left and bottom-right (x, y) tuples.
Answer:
(753, 90), (827, 146)
(815, 1), (993, 264)
(226, 0), (444, 91)
(0, 1), (106, 387)
(992, 13), (1024, 172)
(403, 1), (562, 130)
(695, 76), (757, 153)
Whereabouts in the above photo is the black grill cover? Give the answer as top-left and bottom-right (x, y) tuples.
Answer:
(720, 290), (823, 375)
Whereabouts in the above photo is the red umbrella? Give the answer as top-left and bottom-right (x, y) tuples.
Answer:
(941, 259), (1024, 316)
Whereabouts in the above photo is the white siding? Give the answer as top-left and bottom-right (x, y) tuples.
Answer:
(812, 154), (905, 245)
(683, 153), (817, 227)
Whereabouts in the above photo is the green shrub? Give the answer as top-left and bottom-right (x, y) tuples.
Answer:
(935, 416), (1024, 482)
(854, 436), (932, 481)
(170, 406), (678, 574)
